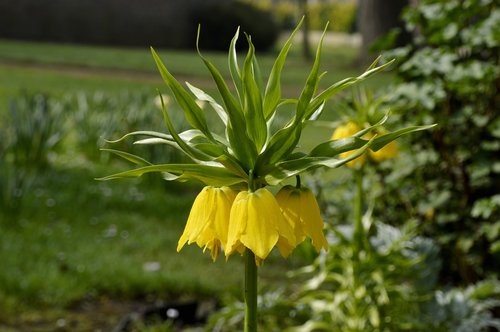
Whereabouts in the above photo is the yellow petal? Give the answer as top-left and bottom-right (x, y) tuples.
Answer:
(300, 188), (329, 251)
(226, 188), (294, 261)
(275, 186), (307, 244)
(177, 186), (212, 252)
(177, 186), (236, 261)
(276, 186), (329, 253)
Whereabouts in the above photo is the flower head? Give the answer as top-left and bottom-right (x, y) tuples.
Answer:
(101, 22), (433, 264)
(276, 185), (328, 252)
(177, 186), (237, 261)
(225, 188), (296, 264)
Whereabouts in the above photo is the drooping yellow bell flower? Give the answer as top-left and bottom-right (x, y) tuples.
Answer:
(331, 121), (366, 167)
(225, 188), (296, 263)
(177, 186), (237, 261)
(276, 185), (329, 252)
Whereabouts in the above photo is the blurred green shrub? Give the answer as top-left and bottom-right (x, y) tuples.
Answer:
(192, 1), (279, 51)
(308, 1), (357, 33)
(0, 91), (192, 211)
(246, 0), (357, 32)
(0, 93), (64, 211)
(378, 0), (500, 282)
(208, 220), (500, 331)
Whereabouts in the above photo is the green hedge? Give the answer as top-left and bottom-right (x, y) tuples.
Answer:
(0, 0), (279, 51)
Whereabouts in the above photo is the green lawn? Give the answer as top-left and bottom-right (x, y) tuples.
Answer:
(0, 38), (393, 106)
(0, 37), (393, 331)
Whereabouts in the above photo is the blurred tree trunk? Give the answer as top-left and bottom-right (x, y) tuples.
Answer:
(298, 0), (312, 60)
(358, 0), (410, 65)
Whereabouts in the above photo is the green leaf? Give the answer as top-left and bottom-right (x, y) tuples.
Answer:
(228, 27), (244, 101)
(101, 148), (152, 166)
(105, 130), (173, 144)
(192, 143), (226, 158)
(305, 59), (395, 119)
(97, 164), (245, 187)
(256, 123), (302, 172)
(309, 137), (368, 157)
(296, 24), (329, 122)
(370, 124), (437, 151)
(255, 26), (329, 171)
(242, 35), (267, 151)
(150, 47), (213, 141)
(157, 93), (212, 162)
(196, 30), (257, 168)
(133, 138), (171, 145)
(263, 17), (303, 120)
(185, 82), (228, 125)
(264, 137), (375, 185)
(215, 154), (248, 178)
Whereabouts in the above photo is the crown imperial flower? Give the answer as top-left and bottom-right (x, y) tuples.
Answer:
(276, 185), (329, 252)
(101, 20), (433, 262)
(177, 186), (237, 261)
(225, 188), (296, 264)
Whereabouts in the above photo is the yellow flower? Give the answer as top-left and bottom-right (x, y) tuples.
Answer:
(225, 188), (296, 263)
(331, 121), (366, 167)
(177, 186), (237, 261)
(276, 186), (328, 252)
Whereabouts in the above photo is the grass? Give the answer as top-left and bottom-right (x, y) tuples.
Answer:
(0, 38), (393, 106)
(0, 36), (393, 331)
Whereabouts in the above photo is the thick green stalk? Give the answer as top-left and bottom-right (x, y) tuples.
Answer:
(244, 250), (258, 332)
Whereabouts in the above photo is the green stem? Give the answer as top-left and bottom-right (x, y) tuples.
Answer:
(244, 250), (258, 332)
(353, 168), (364, 255)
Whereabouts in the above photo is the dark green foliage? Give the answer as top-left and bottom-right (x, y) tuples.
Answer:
(0, 0), (279, 51)
(380, 0), (500, 283)
(191, 1), (279, 52)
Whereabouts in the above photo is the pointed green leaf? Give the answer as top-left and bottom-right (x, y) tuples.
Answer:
(309, 137), (368, 157)
(242, 35), (267, 151)
(101, 148), (152, 166)
(371, 124), (437, 151)
(256, 123), (302, 172)
(150, 48), (213, 141)
(192, 143), (226, 158)
(196, 32), (257, 167)
(215, 154), (248, 178)
(157, 93), (212, 162)
(305, 59), (395, 119)
(263, 17), (303, 120)
(228, 26), (244, 100)
(264, 137), (375, 185)
(185, 82), (228, 125)
(296, 24), (329, 122)
(98, 164), (245, 187)
(133, 138), (171, 145)
(105, 130), (173, 144)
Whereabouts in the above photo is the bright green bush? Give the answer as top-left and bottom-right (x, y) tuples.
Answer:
(379, 0), (500, 282)
(308, 1), (357, 32)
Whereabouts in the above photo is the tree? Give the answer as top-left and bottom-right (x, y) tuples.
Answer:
(358, 0), (410, 64)
(298, 0), (312, 60)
